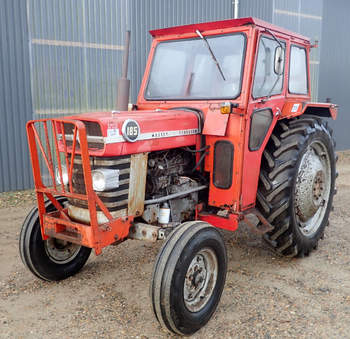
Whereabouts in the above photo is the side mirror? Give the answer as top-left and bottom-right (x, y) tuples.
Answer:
(274, 46), (284, 75)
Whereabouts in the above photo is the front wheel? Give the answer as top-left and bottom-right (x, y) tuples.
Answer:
(150, 221), (227, 335)
(19, 197), (92, 281)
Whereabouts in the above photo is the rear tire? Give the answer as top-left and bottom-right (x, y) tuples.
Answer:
(19, 197), (91, 281)
(150, 221), (227, 335)
(257, 116), (336, 257)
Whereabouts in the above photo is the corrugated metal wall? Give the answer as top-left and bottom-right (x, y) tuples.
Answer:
(239, 0), (273, 22)
(0, 0), (33, 192)
(28, 0), (128, 117)
(28, 0), (233, 114)
(319, 0), (350, 150)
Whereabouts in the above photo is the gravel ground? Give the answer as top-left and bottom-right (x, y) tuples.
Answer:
(1, 153), (350, 338)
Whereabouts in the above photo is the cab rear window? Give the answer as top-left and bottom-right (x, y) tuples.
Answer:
(289, 45), (308, 95)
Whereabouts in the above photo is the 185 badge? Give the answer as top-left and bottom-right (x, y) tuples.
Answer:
(121, 119), (140, 142)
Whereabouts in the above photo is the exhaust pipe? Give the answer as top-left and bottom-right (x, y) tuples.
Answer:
(116, 30), (131, 111)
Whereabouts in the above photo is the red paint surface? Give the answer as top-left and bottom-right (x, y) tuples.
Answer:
(198, 213), (238, 232)
(60, 110), (200, 156)
(150, 17), (310, 42)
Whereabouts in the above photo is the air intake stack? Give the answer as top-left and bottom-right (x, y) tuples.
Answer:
(116, 30), (131, 111)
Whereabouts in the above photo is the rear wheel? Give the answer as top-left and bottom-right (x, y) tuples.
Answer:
(19, 197), (91, 281)
(257, 116), (336, 257)
(150, 221), (227, 335)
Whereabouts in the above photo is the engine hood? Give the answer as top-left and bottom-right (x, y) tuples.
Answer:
(64, 109), (201, 156)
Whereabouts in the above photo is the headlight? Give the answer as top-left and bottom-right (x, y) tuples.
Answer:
(92, 169), (120, 191)
(55, 165), (69, 185)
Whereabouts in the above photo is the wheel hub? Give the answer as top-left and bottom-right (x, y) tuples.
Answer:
(294, 141), (331, 236)
(185, 255), (207, 298)
(44, 238), (81, 264)
(312, 170), (325, 203)
(295, 149), (325, 222)
(183, 248), (218, 313)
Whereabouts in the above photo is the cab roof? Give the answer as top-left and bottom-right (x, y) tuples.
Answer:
(149, 17), (310, 43)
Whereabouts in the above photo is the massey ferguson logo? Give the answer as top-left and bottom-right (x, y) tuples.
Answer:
(151, 131), (169, 138)
(151, 129), (198, 138)
(122, 119), (140, 142)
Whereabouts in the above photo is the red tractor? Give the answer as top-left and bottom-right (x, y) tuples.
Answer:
(20, 17), (337, 335)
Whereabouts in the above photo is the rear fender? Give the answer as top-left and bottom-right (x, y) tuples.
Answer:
(302, 102), (338, 120)
(281, 101), (338, 120)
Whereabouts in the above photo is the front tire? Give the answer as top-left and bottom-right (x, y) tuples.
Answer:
(257, 116), (336, 257)
(150, 221), (227, 335)
(19, 197), (92, 281)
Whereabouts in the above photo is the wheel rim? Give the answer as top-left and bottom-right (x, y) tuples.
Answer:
(294, 140), (331, 237)
(183, 248), (218, 313)
(44, 238), (81, 264)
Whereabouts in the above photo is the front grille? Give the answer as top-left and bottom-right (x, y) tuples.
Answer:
(63, 121), (104, 150)
(69, 155), (131, 212)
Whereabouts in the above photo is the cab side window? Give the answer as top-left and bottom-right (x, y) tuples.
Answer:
(253, 36), (285, 98)
(289, 45), (308, 94)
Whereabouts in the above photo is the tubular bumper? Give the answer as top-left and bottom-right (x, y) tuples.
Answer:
(26, 118), (133, 255)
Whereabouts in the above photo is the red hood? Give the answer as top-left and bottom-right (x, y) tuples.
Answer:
(64, 109), (201, 156)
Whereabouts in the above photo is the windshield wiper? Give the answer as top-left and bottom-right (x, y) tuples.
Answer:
(266, 75), (281, 100)
(264, 28), (284, 49)
(196, 30), (226, 81)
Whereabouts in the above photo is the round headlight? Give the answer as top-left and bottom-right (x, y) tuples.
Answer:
(92, 169), (120, 192)
(55, 165), (69, 185)
(92, 171), (106, 191)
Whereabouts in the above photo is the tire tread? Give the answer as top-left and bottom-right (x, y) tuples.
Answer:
(257, 116), (336, 257)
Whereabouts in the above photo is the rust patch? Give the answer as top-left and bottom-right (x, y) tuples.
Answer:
(128, 153), (148, 216)
(128, 222), (160, 242)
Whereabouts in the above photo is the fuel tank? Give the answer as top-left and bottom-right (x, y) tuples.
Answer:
(61, 109), (201, 156)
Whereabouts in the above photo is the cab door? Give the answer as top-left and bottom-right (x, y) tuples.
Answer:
(240, 32), (288, 210)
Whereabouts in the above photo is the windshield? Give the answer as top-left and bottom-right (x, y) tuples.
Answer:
(145, 33), (246, 100)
